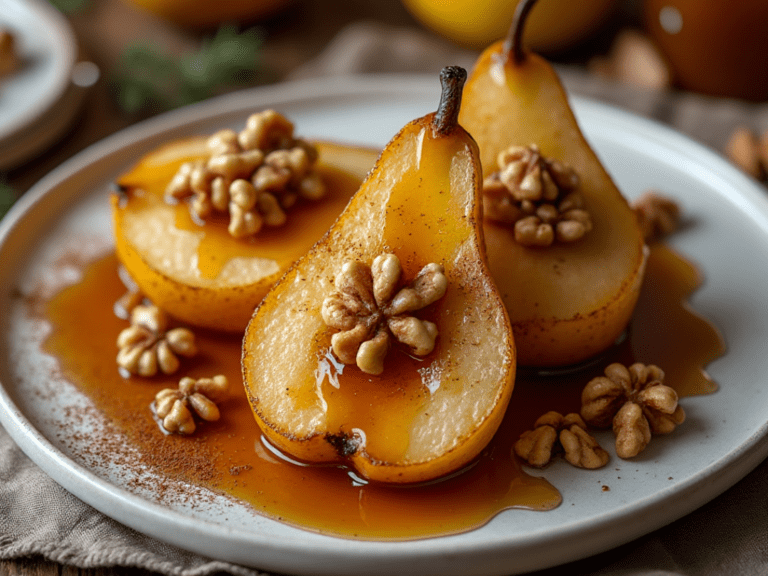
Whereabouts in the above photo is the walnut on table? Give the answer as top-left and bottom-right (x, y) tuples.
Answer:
(321, 253), (448, 375)
(581, 362), (685, 459)
(0, 29), (19, 77)
(482, 144), (591, 247)
(724, 126), (768, 181)
(154, 375), (229, 435)
(587, 29), (672, 90)
(631, 191), (681, 243)
(514, 411), (610, 469)
(165, 109), (325, 239)
(116, 304), (197, 377)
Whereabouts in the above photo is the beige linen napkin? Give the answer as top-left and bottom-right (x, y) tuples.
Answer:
(2, 20), (768, 576)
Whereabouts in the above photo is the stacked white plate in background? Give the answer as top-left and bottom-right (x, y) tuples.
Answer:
(0, 0), (94, 171)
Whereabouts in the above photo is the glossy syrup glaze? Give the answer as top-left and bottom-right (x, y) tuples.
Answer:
(41, 242), (723, 540)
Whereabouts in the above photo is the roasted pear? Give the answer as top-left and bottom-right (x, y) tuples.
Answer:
(112, 117), (377, 333)
(242, 67), (515, 484)
(458, 0), (647, 367)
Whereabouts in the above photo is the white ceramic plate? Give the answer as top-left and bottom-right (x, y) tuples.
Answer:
(0, 0), (82, 168)
(1, 74), (767, 576)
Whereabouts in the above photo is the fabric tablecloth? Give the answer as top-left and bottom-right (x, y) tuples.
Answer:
(2, 21), (768, 576)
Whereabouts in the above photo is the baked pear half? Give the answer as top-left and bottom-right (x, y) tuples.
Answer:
(459, 0), (647, 366)
(242, 67), (515, 484)
(112, 114), (377, 333)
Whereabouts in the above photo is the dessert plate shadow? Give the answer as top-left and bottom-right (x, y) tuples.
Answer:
(1, 74), (767, 576)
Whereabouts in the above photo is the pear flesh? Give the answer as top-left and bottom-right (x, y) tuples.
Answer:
(243, 70), (515, 484)
(460, 39), (647, 367)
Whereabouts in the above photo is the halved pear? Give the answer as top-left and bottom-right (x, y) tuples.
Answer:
(112, 137), (376, 332)
(242, 68), (515, 484)
(458, 0), (647, 367)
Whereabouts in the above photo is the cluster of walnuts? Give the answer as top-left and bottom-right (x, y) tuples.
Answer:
(484, 145), (683, 247)
(114, 288), (227, 436)
(116, 302), (196, 378)
(516, 362), (685, 469)
(482, 144), (592, 247)
(321, 253), (448, 375)
(165, 109), (325, 239)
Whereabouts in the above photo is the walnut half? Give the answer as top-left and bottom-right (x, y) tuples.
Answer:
(321, 253), (447, 375)
(581, 362), (685, 458)
(154, 375), (229, 435)
(116, 304), (197, 377)
(514, 411), (609, 469)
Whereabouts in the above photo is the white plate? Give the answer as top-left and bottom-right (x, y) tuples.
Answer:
(1, 74), (767, 576)
(0, 0), (82, 168)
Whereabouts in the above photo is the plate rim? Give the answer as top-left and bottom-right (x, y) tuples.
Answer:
(2, 73), (768, 576)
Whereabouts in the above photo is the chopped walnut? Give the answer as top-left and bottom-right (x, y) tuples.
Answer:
(632, 191), (681, 243)
(581, 363), (685, 459)
(321, 253), (447, 375)
(587, 29), (672, 90)
(515, 411), (609, 469)
(116, 304), (197, 377)
(0, 29), (18, 77)
(165, 110), (325, 239)
(154, 375), (229, 435)
(482, 144), (591, 247)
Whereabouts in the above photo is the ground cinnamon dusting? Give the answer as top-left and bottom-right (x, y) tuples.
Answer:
(19, 241), (725, 539)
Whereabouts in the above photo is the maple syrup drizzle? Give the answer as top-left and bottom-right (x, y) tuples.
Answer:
(41, 242), (723, 540)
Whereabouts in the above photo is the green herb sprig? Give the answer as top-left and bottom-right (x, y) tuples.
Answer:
(112, 25), (264, 115)
(0, 179), (17, 220)
(47, 0), (91, 14)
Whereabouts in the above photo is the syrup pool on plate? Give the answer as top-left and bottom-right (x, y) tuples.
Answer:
(37, 240), (724, 540)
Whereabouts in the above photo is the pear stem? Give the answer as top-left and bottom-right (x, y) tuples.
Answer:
(503, 0), (538, 65)
(433, 66), (467, 137)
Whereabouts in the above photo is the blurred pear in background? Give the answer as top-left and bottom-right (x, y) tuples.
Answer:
(400, 0), (617, 53)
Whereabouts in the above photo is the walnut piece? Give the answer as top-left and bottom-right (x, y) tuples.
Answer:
(0, 29), (19, 77)
(482, 144), (591, 247)
(321, 253), (447, 375)
(724, 126), (765, 180)
(165, 109), (325, 239)
(632, 191), (681, 243)
(587, 29), (672, 90)
(116, 304), (197, 377)
(154, 375), (229, 435)
(514, 411), (609, 469)
(581, 362), (685, 459)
